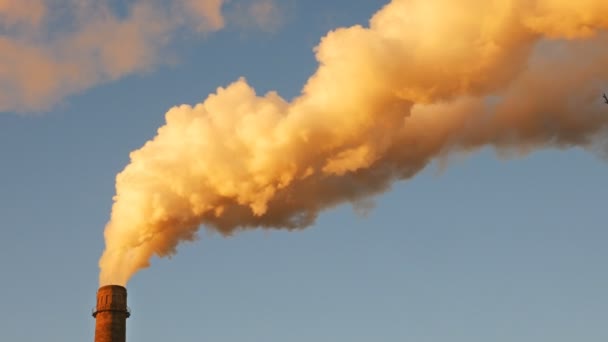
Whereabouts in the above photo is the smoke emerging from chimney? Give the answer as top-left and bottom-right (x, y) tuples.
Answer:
(99, 0), (608, 286)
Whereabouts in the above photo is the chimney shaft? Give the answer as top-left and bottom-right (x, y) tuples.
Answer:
(93, 285), (130, 342)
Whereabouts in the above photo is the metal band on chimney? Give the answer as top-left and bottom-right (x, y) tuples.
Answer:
(92, 307), (131, 318)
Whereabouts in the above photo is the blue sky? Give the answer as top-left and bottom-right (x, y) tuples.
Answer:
(1, 1), (607, 341)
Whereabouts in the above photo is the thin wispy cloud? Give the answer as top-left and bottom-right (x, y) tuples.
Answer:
(0, 0), (282, 113)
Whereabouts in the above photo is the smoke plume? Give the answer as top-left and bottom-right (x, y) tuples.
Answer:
(99, 0), (608, 286)
(0, 0), (281, 112)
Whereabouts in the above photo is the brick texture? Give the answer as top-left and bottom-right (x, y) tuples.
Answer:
(94, 285), (129, 342)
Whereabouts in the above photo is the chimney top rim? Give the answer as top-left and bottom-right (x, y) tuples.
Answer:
(97, 284), (127, 292)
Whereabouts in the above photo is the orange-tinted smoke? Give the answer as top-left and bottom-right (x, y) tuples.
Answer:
(0, 0), (281, 112)
(99, 0), (608, 285)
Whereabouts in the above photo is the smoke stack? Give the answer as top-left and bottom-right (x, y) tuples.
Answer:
(92, 285), (130, 342)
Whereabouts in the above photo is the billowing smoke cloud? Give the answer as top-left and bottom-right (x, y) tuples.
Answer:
(99, 0), (608, 286)
(0, 0), (281, 112)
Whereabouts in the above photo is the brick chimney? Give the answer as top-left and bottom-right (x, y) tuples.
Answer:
(93, 285), (130, 342)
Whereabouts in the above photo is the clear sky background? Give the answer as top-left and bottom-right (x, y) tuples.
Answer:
(1, 1), (607, 341)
